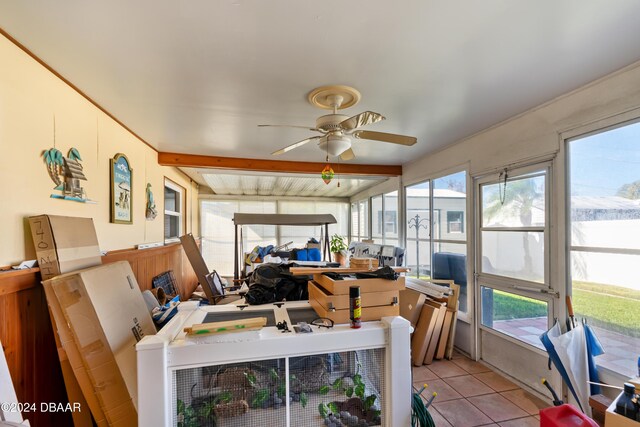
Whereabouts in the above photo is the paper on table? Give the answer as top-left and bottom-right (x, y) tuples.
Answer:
(11, 259), (37, 269)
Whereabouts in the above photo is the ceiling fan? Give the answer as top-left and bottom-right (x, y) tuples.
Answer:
(260, 85), (417, 161)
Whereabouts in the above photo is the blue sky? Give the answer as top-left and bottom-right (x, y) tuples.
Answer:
(570, 121), (640, 197)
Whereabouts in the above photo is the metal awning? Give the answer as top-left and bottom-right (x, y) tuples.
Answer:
(232, 213), (337, 226)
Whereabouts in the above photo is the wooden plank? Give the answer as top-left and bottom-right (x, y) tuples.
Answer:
(445, 299), (459, 360)
(0, 268), (41, 296)
(435, 308), (455, 360)
(184, 317), (267, 335)
(158, 152), (403, 176)
(290, 266), (409, 275)
(411, 304), (439, 366)
(423, 300), (447, 365)
(399, 289), (427, 328)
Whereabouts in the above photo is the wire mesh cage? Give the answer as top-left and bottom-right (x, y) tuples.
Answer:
(172, 348), (385, 427)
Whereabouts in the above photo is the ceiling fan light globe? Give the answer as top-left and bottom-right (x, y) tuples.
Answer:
(319, 135), (351, 157)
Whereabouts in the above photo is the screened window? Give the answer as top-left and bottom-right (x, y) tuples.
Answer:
(568, 121), (640, 377)
(371, 192), (399, 245)
(478, 166), (549, 349)
(383, 191), (399, 247)
(164, 179), (185, 242)
(405, 171), (468, 312)
(350, 199), (369, 242)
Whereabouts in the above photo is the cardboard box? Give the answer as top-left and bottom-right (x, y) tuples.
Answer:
(605, 394), (639, 427)
(44, 282), (108, 427)
(29, 215), (102, 280)
(44, 261), (155, 426)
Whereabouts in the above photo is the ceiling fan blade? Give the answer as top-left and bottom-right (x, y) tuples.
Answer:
(353, 130), (417, 146)
(259, 124), (324, 133)
(339, 148), (355, 161)
(339, 111), (385, 131)
(271, 136), (321, 155)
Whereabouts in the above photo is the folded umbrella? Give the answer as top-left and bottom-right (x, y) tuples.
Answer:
(583, 321), (604, 395)
(539, 320), (591, 415)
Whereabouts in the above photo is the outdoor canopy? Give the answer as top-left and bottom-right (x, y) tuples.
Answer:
(232, 213), (337, 280)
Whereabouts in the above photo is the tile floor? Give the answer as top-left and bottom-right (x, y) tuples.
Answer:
(412, 352), (550, 426)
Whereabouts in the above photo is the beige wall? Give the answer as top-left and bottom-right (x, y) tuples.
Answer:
(0, 34), (198, 266)
(403, 60), (640, 183)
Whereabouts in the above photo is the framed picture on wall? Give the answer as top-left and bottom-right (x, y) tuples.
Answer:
(110, 153), (133, 224)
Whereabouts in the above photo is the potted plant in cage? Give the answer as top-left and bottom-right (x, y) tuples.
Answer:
(330, 234), (348, 266)
(317, 366), (382, 426)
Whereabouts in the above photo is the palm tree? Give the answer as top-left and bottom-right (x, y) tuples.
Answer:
(483, 177), (543, 279)
(68, 147), (82, 161)
(617, 180), (640, 199)
(42, 147), (64, 187)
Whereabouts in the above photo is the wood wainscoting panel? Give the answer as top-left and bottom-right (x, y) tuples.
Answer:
(0, 268), (72, 426)
(102, 241), (199, 299)
(0, 240), (201, 425)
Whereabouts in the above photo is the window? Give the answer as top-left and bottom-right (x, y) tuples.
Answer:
(568, 120), (640, 377)
(383, 191), (399, 246)
(477, 166), (549, 349)
(405, 171), (468, 312)
(447, 211), (464, 233)
(371, 191), (399, 245)
(350, 199), (369, 242)
(164, 179), (185, 242)
(201, 198), (349, 275)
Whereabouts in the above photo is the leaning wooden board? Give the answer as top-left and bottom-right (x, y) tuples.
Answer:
(423, 300), (447, 365)
(399, 289), (427, 328)
(411, 304), (439, 366)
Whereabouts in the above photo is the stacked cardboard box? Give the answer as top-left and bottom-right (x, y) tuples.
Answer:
(307, 270), (405, 324)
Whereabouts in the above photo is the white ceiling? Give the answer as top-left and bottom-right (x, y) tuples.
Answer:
(3, 1), (640, 166)
(199, 170), (385, 197)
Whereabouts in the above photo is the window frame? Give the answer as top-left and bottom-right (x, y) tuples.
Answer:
(404, 169), (469, 315)
(564, 114), (640, 380)
(475, 162), (554, 351)
(164, 178), (186, 243)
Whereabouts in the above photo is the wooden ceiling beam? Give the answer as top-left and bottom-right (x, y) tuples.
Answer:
(158, 152), (402, 176)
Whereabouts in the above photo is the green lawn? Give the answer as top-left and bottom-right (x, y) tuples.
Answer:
(573, 281), (640, 338)
(492, 290), (547, 320)
(490, 282), (640, 338)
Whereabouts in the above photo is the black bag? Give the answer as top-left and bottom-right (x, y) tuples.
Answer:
(355, 265), (399, 280)
(245, 263), (310, 305)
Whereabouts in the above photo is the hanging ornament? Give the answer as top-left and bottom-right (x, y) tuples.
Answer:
(321, 164), (334, 184)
